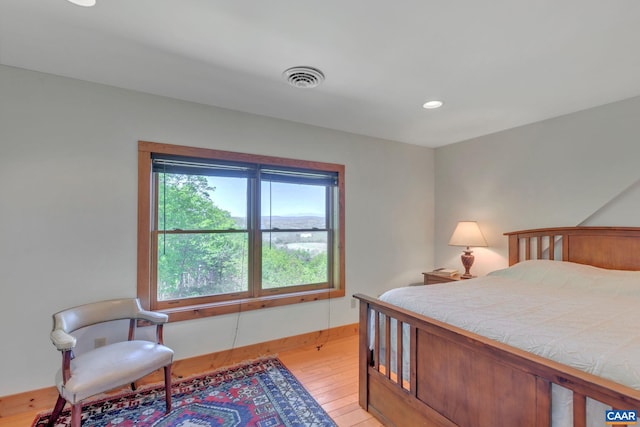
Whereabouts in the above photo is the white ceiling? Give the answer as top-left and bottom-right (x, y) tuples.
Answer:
(2, 1), (640, 148)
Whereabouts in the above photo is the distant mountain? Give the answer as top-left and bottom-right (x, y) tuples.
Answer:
(262, 215), (325, 229)
(232, 215), (325, 229)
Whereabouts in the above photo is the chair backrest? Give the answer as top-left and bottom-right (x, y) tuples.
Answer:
(52, 298), (143, 334)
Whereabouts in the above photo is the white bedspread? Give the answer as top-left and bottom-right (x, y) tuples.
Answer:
(376, 260), (640, 426)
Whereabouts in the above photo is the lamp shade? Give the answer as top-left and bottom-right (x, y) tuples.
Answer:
(66, 0), (96, 6)
(448, 221), (487, 248)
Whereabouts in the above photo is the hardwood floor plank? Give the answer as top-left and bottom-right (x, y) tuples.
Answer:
(279, 335), (382, 427)
(332, 405), (378, 426)
(354, 417), (388, 426)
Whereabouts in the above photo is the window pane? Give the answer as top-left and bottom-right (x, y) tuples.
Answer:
(262, 231), (328, 288)
(158, 173), (247, 230)
(261, 181), (326, 229)
(207, 176), (248, 228)
(157, 232), (249, 300)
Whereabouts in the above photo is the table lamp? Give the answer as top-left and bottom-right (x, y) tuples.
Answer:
(448, 221), (487, 279)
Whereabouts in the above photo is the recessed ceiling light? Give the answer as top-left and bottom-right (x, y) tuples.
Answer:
(66, 0), (96, 7)
(423, 100), (444, 109)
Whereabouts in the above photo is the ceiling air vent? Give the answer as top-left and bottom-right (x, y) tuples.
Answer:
(283, 66), (325, 89)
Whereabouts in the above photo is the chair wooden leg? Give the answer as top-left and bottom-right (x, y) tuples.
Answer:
(164, 364), (172, 413)
(47, 394), (66, 427)
(70, 403), (82, 427)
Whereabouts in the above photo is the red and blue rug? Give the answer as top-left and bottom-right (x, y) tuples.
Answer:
(33, 357), (336, 426)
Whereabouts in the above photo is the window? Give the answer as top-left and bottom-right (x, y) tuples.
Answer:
(138, 141), (345, 320)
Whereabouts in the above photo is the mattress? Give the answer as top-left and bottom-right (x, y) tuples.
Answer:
(374, 260), (640, 427)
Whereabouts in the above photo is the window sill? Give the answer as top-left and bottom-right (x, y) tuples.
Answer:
(158, 288), (345, 322)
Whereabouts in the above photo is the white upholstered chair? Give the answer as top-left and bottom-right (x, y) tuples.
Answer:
(48, 298), (174, 427)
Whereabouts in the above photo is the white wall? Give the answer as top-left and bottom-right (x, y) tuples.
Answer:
(0, 65), (435, 396)
(434, 96), (640, 276)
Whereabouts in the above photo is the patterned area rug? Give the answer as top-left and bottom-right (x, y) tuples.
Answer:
(33, 357), (335, 426)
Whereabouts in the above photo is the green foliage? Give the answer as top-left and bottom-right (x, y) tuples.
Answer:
(157, 174), (247, 300)
(262, 245), (327, 288)
(156, 173), (328, 300)
(158, 174), (237, 231)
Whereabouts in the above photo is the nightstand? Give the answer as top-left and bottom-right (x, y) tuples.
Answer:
(422, 272), (464, 285)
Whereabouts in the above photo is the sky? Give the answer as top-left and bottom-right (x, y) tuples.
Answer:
(207, 176), (325, 218)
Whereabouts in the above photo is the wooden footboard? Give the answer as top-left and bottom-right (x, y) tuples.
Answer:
(354, 293), (640, 427)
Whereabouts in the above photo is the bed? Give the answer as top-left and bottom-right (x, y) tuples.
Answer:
(354, 227), (640, 427)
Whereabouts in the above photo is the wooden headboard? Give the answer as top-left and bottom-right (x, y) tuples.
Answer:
(504, 226), (640, 271)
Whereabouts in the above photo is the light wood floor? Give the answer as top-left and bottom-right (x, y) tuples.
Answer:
(279, 334), (382, 427)
(0, 334), (381, 427)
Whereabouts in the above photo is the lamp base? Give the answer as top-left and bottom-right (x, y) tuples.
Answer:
(460, 249), (475, 279)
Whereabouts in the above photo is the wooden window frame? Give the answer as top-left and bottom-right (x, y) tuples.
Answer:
(137, 141), (345, 322)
